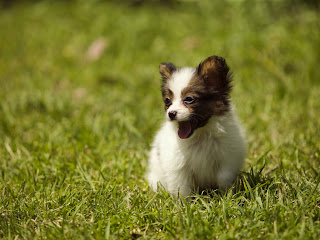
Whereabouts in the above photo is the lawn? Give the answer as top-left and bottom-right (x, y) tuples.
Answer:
(0, 0), (320, 239)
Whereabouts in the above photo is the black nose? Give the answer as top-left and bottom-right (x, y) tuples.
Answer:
(168, 111), (177, 120)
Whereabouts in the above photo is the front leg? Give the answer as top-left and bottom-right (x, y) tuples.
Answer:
(165, 170), (193, 198)
(217, 168), (238, 191)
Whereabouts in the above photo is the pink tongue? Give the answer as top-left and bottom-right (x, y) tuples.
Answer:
(178, 121), (192, 139)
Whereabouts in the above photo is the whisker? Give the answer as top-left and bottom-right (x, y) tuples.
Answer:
(191, 113), (205, 121)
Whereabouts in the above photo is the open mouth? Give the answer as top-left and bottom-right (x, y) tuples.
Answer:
(178, 121), (194, 139)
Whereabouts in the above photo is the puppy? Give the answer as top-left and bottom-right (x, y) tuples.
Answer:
(146, 55), (246, 197)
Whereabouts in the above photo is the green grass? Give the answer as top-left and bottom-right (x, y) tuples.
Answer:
(0, 0), (320, 239)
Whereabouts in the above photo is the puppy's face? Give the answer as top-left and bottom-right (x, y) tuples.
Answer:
(160, 56), (232, 139)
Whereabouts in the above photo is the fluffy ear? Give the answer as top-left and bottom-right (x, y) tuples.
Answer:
(159, 62), (176, 81)
(197, 56), (232, 94)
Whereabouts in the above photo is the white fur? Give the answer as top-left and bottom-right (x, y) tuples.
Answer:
(166, 68), (195, 121)
(168, 67), (194, 98)
(146, 67), (247, 197)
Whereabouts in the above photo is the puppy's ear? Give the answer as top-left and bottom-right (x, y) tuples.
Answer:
(197, 56), (232, 94)
(159, 63), (176, 81)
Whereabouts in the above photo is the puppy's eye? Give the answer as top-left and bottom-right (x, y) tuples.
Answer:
(164, 97), (171, 106)
(183, 96), (195, 105)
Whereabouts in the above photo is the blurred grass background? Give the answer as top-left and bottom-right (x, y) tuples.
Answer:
(0, 0), (320, 239)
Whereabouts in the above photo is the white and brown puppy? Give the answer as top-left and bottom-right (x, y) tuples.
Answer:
(146, 55), (247, 197)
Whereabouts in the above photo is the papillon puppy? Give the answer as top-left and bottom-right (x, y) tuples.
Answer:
(146, 55), (247, 197)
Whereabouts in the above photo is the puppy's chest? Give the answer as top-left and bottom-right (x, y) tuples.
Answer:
(181, 138), (222, 176)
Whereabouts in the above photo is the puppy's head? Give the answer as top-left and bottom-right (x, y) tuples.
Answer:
(160, 55), (232, 139)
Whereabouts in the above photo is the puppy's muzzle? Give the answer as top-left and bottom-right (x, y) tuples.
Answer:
(168, 111), (177, 120)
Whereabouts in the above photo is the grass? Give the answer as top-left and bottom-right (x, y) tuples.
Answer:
(0, 0), (320, 239)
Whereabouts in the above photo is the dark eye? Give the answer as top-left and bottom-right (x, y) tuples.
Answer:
(164, 97), (171, 106)
(183, 96), (195, 105)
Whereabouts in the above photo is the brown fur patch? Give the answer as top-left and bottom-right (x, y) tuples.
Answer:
(161, 86), (174, 110)
(159, 62), (176, 81)
(180, 56), (233, 129)
(159, 63), (177, 110)
(197, 56), (232, 95)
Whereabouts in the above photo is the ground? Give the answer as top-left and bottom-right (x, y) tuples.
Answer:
(0, 0), (320, 239)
